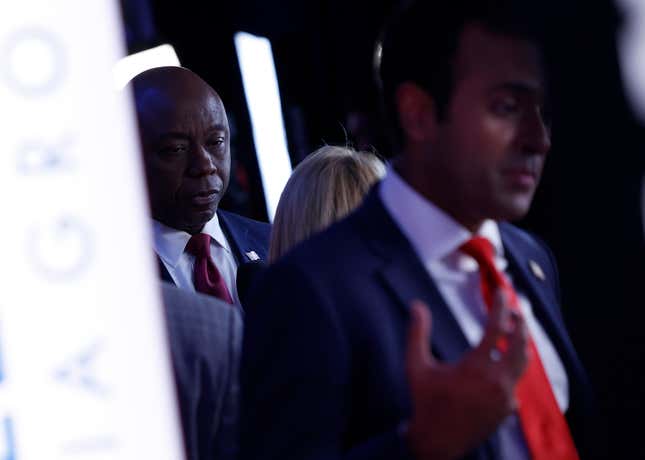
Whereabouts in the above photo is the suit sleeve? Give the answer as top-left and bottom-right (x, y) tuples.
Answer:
(212, 307), (243, 460)
(239, 262), (415, 460)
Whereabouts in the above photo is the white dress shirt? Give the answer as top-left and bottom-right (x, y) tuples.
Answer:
(380, 167), (569, 457)
(152, 214), (241, 305)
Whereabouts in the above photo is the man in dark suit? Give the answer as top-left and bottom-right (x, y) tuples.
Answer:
(240, 1), (596, 459)
(133, 67), (270, 305)
(161, 282), (242, 460)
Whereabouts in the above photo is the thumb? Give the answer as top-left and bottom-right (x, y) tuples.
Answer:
(406, 300), (435, 378)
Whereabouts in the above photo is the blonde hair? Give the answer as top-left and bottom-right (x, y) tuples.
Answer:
(269, 145), (386, 262)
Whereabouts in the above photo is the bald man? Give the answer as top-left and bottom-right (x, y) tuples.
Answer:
(133, 67), (270, 305)
(131, 67), (269, 459)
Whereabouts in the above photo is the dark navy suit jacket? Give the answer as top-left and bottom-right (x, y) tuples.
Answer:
(158, 209), (271, 284)
(240, 186), (596, 460)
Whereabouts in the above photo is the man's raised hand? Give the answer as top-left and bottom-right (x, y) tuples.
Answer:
(404, 292), (529, 460)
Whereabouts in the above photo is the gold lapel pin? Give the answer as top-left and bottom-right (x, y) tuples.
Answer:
(245, 250), (260, 261)
(529, 260), (546, 281)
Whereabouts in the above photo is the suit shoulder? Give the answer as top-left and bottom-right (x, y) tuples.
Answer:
(499, 222), (553, 258)
(218, 209), (271, 234)
(277, 212), (361, 267)
(218, 209), (271, 260)
(499, 222), (561, 293)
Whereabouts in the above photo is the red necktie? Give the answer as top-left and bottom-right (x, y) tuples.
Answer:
(460, 236), (579, 460)
(185, 233), (234, 304)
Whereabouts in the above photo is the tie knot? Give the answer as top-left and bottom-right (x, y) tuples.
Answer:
(186, 233), (212, 258)
(460, 236), (496, 271)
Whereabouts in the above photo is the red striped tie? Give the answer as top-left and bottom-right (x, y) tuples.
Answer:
(185, 233), (234, 304)
(460, 236), (579, 460)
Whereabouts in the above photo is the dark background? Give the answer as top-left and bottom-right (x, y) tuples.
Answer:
(122, 0), (645, 456)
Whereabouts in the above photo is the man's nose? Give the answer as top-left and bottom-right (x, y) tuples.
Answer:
(187, 144), (217, 176)
(520, 107), (551, 155)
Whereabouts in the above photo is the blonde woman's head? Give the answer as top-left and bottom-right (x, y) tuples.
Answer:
(269, 145), (385, 262)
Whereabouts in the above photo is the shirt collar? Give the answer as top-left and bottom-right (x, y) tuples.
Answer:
(379, 166), (504, 266)
(152, 213), (231, 268)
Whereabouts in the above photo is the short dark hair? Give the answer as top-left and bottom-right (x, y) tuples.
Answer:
(375, 0), (547, 152)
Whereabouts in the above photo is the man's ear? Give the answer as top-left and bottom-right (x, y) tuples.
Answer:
(395, 82), (438, 143)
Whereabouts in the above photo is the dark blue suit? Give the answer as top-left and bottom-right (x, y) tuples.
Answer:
(162, 282), (242, 460)
(240, 186), (595, 460)
(158, 209), (271, 283)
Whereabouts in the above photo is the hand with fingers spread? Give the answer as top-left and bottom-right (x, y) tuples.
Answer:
(405, 290), (529, 460)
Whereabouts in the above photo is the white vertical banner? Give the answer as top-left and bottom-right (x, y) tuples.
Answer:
(0, 1), (184, 460)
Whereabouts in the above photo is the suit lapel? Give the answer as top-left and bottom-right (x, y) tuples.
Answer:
(504, 228), (597, 456)
(379, 261), (471, 363)
(357, 188), (470, 363)
(501, 229), (580, 377)
(217, 210), (248, 264)
(501, 227), (595, 442)
(157, 255), (175, 284)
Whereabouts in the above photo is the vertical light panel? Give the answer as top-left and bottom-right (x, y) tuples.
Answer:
(234, 31), (292, 221)
(0, 1), (184, 460)
(616, 0), (645, 237)
(617, 0), (645, 121)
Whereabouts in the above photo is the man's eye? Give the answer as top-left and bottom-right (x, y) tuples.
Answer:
(207, 137), (225, 148)
(491, 98), (520, 116)
(159, 144), (188, 155)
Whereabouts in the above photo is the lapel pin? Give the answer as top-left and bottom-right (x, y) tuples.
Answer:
(245, 250), (260, 261)
(529, 260), (546, 281)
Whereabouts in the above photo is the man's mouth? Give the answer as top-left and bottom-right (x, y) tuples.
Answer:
(190, 189), (219, 207)
(502, 167), (538, 188)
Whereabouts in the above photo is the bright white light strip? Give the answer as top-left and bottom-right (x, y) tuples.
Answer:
(0, 1), (184, 459)
(234, 31), (292, 221)
(617, 0), (645, 237)
(113, 44), (180, 89)
(617, 0), (645, 121)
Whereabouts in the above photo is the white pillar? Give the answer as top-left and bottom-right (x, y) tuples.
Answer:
(0, 1), (184, 459)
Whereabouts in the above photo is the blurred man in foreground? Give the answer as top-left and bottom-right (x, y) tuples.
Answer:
(240, 1), (596, 459)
